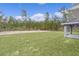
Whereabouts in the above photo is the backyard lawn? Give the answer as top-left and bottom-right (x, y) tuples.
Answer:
(0, 31), (79, 56)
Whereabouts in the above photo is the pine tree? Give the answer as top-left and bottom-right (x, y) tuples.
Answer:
(21, 9), (27, 21)
(44, 12), (49, 30)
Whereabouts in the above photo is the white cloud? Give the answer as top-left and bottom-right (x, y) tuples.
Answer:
(54, 12), (63, 18)
(30, 13), (54, 21)
(15, 16), (28, 21)
(15, 16), (22, 20)
(30, 13), (45, 21)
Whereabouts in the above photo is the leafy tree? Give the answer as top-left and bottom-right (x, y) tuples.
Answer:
(44, 12), (49, 30)
(8, 16), (15, 30)
(59, 7), (68, 22)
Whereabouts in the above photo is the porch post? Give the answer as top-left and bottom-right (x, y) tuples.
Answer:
(70, 25), (72, 34)
(64, 25), (71, 37)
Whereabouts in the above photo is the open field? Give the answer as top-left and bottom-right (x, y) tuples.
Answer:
(0, 31), (79, 56)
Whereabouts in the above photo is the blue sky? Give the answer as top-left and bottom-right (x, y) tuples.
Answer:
(0, 3), (72, 17)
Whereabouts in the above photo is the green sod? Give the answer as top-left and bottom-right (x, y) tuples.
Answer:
(0, 31), (79, 56)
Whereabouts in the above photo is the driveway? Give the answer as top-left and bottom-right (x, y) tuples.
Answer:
(0, 30), (50, 35)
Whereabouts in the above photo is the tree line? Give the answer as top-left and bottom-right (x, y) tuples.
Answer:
(0, 9), (67, 31)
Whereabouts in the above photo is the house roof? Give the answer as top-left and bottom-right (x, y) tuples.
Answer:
(69, 4), (79, 10)
(61, 22), (79, 25)
(62, 16), (79, 25)
(62, 4), (79, 25)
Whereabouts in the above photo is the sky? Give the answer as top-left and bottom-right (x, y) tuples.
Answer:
(0, 3), (73, 17)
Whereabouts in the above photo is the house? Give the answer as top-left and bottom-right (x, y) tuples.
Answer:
(62, 4), (79, 39)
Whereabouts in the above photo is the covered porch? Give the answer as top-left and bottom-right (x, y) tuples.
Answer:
(61, 22), (79, 39)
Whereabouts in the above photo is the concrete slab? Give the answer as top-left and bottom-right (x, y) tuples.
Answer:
(65, 34), (79, 39)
